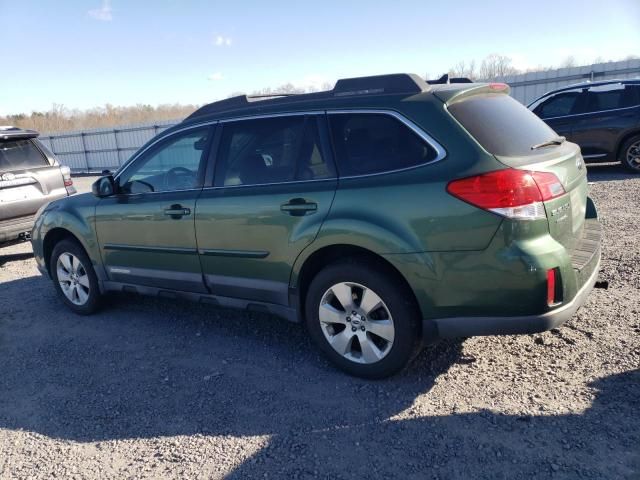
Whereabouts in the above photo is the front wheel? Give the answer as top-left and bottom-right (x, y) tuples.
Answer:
(305, 261), (421, 379)
(620, 135), (640, 173)
(50, 239), (102, 315)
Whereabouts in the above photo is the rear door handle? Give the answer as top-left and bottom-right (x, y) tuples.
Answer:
(280, 198), (318, 216)
(164, 204), (191, 218)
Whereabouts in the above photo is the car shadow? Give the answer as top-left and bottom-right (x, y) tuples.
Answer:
(0, 275), (638, 478)
(586, 162), (638, 182)
(0, 250), (33, 267)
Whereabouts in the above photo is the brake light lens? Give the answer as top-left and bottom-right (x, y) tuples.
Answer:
(547, 268), (556, 306)
(489, 82), (508, 91)
(446, 169), (565, 220)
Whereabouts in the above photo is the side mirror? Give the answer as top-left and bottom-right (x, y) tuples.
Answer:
(92, 175), (116, 197)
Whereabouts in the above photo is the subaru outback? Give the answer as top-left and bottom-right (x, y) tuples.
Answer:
(31, 74), (602, 378)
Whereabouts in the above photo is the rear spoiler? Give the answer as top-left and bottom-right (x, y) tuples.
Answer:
(0, 127), (39, 141)
(432, 82), (511, 105)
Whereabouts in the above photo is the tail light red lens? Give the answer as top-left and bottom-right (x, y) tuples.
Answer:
(547, 268), (556, 306)
(446, 169), (565, 220)
(489, 83), (508, 91)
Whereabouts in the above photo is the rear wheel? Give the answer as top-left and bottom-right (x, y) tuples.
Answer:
(50, 239), (101, 315)
(620, 135), (640, 173)
(305, 260), (420, 379)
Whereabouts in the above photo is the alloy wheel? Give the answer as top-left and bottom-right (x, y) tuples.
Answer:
(627, 141), (640, 171)
(318, 282), (395, 364)
(56, 252), (90, 306)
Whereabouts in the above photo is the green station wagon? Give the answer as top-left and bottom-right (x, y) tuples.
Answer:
(31, 74), (602, 378)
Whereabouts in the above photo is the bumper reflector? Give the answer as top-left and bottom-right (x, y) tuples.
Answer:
(547, 268), (556, 306)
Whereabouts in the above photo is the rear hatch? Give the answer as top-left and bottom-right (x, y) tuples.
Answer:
(0, 134), (68, 221)
(441, 85), (588, 251)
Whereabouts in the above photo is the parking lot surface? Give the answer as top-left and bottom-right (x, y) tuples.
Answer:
(0, 165), (638, 479)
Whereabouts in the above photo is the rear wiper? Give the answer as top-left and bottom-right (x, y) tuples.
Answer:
(531, 136), (566, 150)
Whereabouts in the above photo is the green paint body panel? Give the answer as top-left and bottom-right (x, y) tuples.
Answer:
(195, 180), (337, 303)
(31, 80), (602, 340)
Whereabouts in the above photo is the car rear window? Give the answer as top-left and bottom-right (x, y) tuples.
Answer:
(448, 94), (558, 157)
(0, 139), (48, 171)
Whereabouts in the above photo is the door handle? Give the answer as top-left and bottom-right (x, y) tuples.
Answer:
(164, 204), (191, 218)
(280, 198), (318, 216)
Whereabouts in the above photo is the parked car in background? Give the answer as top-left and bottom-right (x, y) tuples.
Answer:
(528, 79), (640, 172)
(31, 74), (601, 378)
(0, 127), (76, 245)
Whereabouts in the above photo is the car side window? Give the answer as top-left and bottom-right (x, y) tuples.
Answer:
(535, 92), (581, 119)
(585, 85), (640, 113)
(214, 116), (335, 187)
(328, 113), (437, 176)
(585, 88), (625, 113)
(118, 127), (211, 194)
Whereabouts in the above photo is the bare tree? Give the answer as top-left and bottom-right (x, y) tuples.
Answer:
(559, 55), (577, 68)
(478, 54), (520, 81)
(1, 103), (198, 133)
(448, 60), (477, 80)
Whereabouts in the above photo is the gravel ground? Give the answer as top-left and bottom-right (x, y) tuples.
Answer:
(0, 165), (638, 479)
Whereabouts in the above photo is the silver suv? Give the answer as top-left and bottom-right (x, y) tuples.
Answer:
(0, 126), (76, 245)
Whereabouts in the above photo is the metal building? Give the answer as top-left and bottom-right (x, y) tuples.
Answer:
(499, 58), (640, 105)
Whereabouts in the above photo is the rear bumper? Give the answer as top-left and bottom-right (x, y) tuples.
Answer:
(0, 215), (35, 244)
(426, 251), (600, 339)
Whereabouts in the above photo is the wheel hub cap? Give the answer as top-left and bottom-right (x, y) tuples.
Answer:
(56, 252), (90, 306)
(318, 282), (395, 365)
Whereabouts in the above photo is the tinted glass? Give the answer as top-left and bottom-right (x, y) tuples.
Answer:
(329, 113), (437, 176)
(586, 89), (624, 112)
(585, 84), (640, 112)
(536, 92), (581, 118)
(214, 116), (334, 187)
(0, 139), (48, 172)
(449, 94), (558, 157)
(119, 127), (210, 194)
(625, 85), (640, 107)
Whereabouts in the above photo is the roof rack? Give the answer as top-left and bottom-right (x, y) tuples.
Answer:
(187, 73), (429, 120)
(247, 93), (297, 99)
(0, 126), (39, 140)
(426, 74), (473, 85)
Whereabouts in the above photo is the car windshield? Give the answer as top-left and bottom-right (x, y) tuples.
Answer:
(0, 139), (48, 172)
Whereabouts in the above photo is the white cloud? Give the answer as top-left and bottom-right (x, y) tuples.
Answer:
(214, 35), (232, 47)
(208, 72), (224, 81)
(88, 0), (112, 21)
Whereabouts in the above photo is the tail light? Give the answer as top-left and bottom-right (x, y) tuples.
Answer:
(60, 165), (73, 188)
(489, 83), (508, 91)
(446, 169), (565, 220)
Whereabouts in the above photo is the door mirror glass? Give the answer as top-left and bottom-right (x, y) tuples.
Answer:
(92, 175), (116, 197)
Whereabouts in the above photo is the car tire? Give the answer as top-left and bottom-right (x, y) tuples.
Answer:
(50, 239), (102, 315)
(619, 134), (640, 173)
(305, 259), (421, 379)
